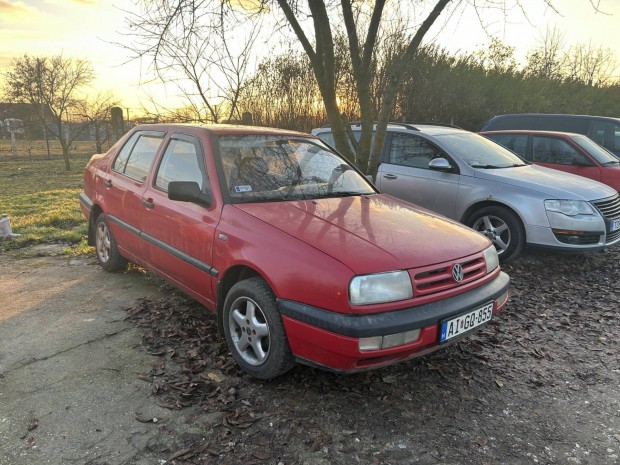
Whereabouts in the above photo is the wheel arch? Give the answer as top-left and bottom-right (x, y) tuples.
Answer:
(216, 265), (264, 337)
(460, 200), (526, 237)
(88, 204), (104, 246)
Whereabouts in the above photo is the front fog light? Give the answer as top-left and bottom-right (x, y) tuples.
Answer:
(359, 329), (421, 351)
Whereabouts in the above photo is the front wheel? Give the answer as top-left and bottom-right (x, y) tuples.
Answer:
(94, 213), (128, 272)
(223, 277), (295, 379)
(468, 206), (525, 262)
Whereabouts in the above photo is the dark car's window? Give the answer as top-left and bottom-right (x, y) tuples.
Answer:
(532, 136), (590, 166)
(535, 117), (588, 133)
(113, 131), (165, 182)
(588, 121), (620, 152)
(389, 133), (443, 169)
(218, 135), (374, 203)
(486, 134), (528, 158)
(155, 135), (206, 191)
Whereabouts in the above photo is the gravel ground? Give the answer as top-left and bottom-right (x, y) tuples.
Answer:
(124, 247), (620, 465)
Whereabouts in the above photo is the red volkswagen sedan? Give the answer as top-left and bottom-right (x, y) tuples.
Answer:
(482, 130), (620, 191)
(80, 124), (509, 378)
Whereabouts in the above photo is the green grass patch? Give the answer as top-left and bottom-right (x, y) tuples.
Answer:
(0, 140), (101, 253)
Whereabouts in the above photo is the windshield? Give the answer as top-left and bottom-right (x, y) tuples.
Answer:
(437, 132), (528, 168)
(217, 135), (375, 203)
(572, 135), (620, 165)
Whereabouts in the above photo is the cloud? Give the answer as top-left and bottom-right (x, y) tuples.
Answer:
(0, 0), (32, 14)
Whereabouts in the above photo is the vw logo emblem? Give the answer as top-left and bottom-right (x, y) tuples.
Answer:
(452, 264), (464, 282)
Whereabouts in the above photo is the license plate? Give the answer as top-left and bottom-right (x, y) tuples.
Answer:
(610, 219), (620, 232)
(440, 303), (493, 343)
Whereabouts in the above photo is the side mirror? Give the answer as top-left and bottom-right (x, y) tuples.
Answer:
(428, 157), (453, 172)
(168, 181), (212, 207)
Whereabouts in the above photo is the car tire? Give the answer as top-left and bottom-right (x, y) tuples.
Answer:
(94, 213), (128, 272)
(223, 277), (295, 379)
(468, 206), (525, 262)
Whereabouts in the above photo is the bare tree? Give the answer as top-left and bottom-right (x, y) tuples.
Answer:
(563, 43), (617, 87)
(76, 92), (119, 153)
(123, 1), (260, 124)
(4, 55), (94, 170)
(125, 0), (595, 176)
(524, 27), (566, 80)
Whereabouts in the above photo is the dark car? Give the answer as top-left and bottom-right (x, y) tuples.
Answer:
(481, 130), (620, 191)
(79, 123), (509, 379)
(480, 113), (620, 157)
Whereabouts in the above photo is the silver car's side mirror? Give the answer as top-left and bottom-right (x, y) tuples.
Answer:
(428, 158), (453, 172)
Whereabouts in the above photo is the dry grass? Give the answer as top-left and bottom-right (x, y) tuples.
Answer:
(0, 139), (105, 252)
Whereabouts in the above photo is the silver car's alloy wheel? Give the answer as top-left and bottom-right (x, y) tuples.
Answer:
(96, 222), (111, 263)
(228, 296), (271, 366)
(472, 214), (511, 255)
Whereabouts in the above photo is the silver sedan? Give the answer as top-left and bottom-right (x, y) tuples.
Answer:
(308, 123), (620, 261)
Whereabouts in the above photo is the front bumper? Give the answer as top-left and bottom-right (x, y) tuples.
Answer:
(278, 271), (510, 372)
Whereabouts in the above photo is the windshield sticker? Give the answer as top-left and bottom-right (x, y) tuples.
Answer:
(234, 185), (253, 193)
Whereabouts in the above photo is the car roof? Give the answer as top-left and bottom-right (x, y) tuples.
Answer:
(481, 129), (583, 138)
(132, 123), (313, 138)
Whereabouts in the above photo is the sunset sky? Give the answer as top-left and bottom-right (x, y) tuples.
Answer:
(1, 0), (619, 115)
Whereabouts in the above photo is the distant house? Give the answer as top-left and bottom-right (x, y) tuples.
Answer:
(0, 103), (54, 139)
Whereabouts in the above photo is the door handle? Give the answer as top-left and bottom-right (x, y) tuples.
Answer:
(383, 174), (398, 180)
(103, 179), (112, 188)
(142, 199), (155, 209)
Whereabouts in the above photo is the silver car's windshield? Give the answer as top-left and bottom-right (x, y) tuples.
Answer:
(218, 135), (375, 203)
(437, 133), (528, 168)
(572, 135), (620, 165)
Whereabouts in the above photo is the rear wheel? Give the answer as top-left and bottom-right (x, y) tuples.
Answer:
(94, 213), (128, 272)
(223, 277), (295, 379)
(468, 206), (525, 262)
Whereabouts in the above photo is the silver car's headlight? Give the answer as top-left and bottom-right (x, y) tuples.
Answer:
(349, 271), (413, 305)
(483, 245), (499, 273)
(544, 199), (595, 216)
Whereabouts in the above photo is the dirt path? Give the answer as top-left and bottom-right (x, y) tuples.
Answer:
(1, 246), (619, 465)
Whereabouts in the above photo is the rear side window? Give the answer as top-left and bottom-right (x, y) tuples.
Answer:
(389, 133), (442, 169)
(487, 134), (528, 158)
(588, 121), (620, 152)
(113, 131), (165, 182)
(485, 115), (536, 130)
(532, 136), (589, 166)
(535, 117), (588, 133)
(155, 135), (206, 191)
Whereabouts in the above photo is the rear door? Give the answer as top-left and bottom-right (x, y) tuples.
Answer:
(377, 132), (460, 218)
(102, 130), (165, 259)
(140, 132), (219, 307)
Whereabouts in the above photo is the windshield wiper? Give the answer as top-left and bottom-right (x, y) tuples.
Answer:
(603, 160), (620, 165)
(313, 191), (371, 199)
(471, 163), (526, 169)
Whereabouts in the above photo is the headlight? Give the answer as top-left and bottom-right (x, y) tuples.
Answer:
(349, 271), (413, 305)
(483, 245), (499, 273)
(544, 199), (595, 216)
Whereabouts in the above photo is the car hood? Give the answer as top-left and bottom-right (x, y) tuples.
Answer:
(235, 194), (490, 274)
(474, 164), (616, 200)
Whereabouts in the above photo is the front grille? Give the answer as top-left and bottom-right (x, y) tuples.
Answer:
(592, 194), (620, 244)
(593, 194), (620, 220)
(413, 254), (486, 297)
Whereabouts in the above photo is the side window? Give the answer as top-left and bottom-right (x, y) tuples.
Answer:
(487, 134), (529, 158)
(155, 135), (206, 192)
(588, 121), (620, 152)
(536, 117), (588, 133)
(532, 136), (588, 166)
(389, 133), (442, 169)
(113, 131), (165, 182)
(112, 132), (140, 172)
